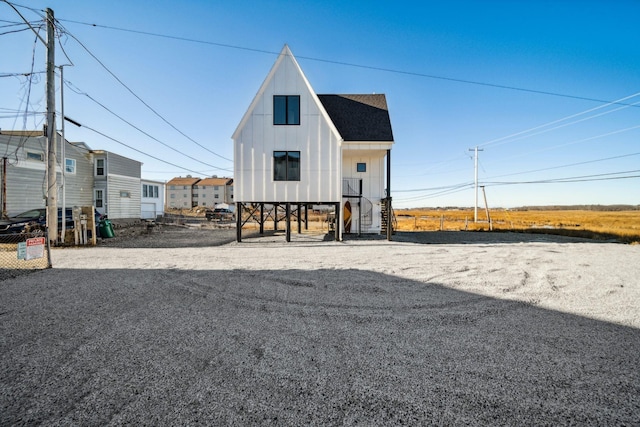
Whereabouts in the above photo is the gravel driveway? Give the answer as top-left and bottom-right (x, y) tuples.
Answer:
(2, 226), (639, 425)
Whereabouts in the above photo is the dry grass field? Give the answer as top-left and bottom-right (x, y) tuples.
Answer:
(166, 206), (640, 244)
(396, 208), (640, 244)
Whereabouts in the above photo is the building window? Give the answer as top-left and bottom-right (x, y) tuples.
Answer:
(65, 158), (76, 174)
(153, 186), (158, 198)
(357, 162), (367, 173)
(26, 151), (44, 162)
(273, 95), (300, 125)
(170, 194), (176, 199)
(95, 189), (103, 208)
(170, 185), (175, 190)
(143, 184), (148, 198)
(96, 158), (105, 176)
(274, 151), (300, 181)
(120, 191), (130, 198)
(214, 194), (219, 199)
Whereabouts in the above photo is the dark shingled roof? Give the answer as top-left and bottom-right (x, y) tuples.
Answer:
(317, 94), (394, 142)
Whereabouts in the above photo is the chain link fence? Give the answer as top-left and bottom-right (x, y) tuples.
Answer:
(0, 231), (51, 278)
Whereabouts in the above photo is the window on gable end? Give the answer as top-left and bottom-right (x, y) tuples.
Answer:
(273, 95), (300, 125)
(274, 151), (300, 181)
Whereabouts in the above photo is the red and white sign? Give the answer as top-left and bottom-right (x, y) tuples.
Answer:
(26, 237), (45, 260)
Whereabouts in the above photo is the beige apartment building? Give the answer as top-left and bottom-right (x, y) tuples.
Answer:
(166, 176), (233, 209)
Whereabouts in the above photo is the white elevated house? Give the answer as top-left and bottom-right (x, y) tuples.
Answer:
(232, 45), (394, 242)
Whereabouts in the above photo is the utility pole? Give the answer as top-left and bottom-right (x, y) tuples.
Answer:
(45, 8), (57, 245)
(469, 146), (483, 222)
(59, 65), (66, 244)
(481, 185), (492, 230)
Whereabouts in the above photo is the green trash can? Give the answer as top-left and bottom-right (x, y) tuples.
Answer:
(99, 218), (115, 238)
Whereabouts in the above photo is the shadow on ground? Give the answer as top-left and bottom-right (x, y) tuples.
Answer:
(2, 267), (638, 425)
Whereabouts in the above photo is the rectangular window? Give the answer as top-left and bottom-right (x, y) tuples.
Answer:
(143, 184), (148, 198)
(170, 194), (176, 199)
(153, 186), (158, 198)
(65, 158), (76, 174)
(273, 95), (300, 125)
(96, 158), (105, 176)
(26, 151), (44, 162)
(357, 162), (367, 173)
(274, 151), (300, 181)
(120, 191), (130, 198)
(95, 189), (103, 208)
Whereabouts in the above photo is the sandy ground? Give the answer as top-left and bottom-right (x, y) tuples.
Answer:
(1, 226), (639, 425)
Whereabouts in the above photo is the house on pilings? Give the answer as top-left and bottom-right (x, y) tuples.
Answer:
(232, 45), (394, 242)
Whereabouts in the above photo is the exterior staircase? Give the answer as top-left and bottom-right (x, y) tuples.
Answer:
(381, 199), (396, 235)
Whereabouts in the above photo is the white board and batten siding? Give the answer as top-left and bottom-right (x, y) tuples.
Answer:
(233, 45), (342, 204)
(343, 150), (388, 232)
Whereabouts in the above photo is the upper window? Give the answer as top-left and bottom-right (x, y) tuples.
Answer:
(96, 158), (105, 176)
(274, 151), (300, 181)
(65, 158), (76, 174)
(273, 95), (300, 125)
(357, 162), (367, 173)
(26, 151), (44, 162)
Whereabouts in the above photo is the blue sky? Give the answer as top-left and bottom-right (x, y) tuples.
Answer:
(2, 0), (639, 208)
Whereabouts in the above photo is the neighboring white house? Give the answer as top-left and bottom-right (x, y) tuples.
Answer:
(232, 45), (394, 241)
(141, 179), (165, 219)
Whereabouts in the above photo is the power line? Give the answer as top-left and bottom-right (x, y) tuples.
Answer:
(80, 123), (213, 176)
(485, 152), (640, 180)
(62, 79), (232, 172)
(58, 18), (640, 109)
(485, 170), (640, 186)
(54, 23), (233, 163)
(478, 92), (640, 149)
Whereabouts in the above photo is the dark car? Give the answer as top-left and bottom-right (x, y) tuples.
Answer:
(0, 209), (46, 235)
(0, 208), (102, 234)
(205, 207), (235, 222)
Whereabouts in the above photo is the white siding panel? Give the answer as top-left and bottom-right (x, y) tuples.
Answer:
(234, 48), (342, 204)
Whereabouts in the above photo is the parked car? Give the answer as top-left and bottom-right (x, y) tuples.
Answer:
(0, 208), (102, 234)
(205, 207), (235, 221)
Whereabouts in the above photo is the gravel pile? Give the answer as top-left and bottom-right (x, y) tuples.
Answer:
(1, 228), (639, 425)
